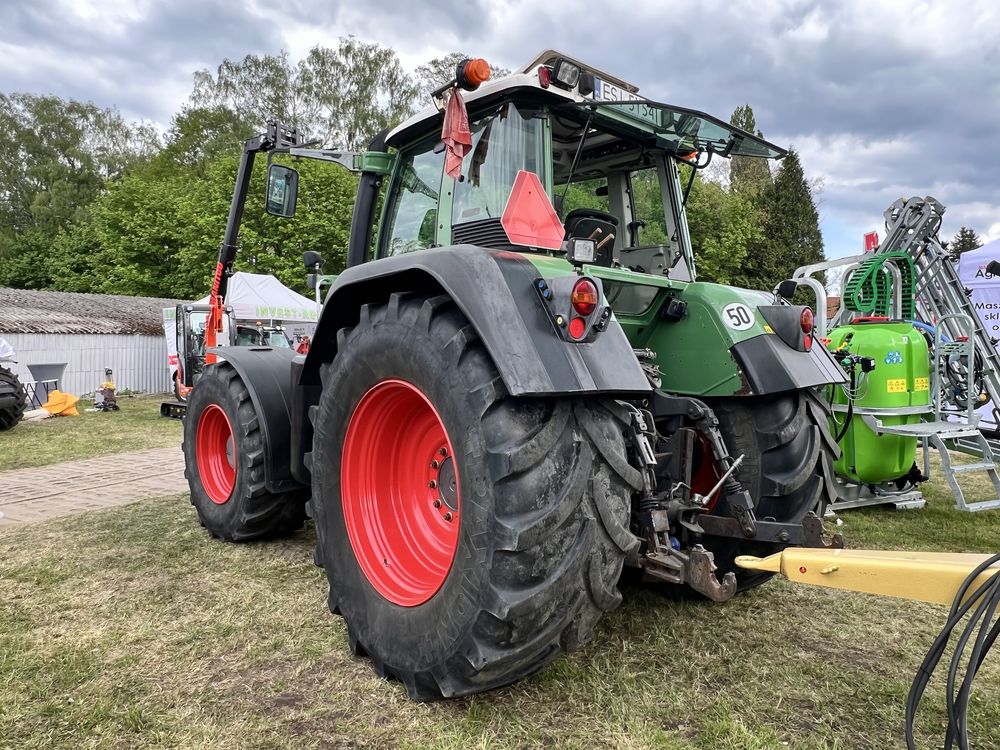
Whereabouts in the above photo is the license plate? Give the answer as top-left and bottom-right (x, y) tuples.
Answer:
(592, 77), (643, 103)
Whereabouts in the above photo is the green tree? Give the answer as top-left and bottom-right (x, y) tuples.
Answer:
(0, 93), (158, 288)
(151, 105), (248, 177)
(190, 39), (418, 150)
(728, 105), (772, 196)
(746, 149), (824, 288)
(55, 147), (359, 299)
(949, 226), (983, 262)
(685, 170), (764, 285)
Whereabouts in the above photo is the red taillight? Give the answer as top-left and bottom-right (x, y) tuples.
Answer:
(568, 316), (586, 340)
(800, 307), (815, 334)
(537, 66), (551, 88)
(571, 278), (599, 316)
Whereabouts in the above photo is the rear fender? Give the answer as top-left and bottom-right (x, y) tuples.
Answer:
(302, 245), (651, 397)
(641, 282), (846, 397)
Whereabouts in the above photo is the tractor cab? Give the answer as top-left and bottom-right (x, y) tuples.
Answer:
(374, 51), (785, 289)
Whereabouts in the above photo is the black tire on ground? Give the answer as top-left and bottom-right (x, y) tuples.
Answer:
(702, 388), (839, 590)
(182, 362), (307, 541)
(309, 292), (642, 700)
(0, 365), (26, 431)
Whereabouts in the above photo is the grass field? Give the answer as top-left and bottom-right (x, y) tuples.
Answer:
(2, 464), (999, 749)
(0, 395), (180, 471)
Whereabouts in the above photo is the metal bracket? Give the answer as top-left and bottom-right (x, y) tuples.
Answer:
(697, 511), (843, 549)
(642, 544), (737, 601)
(620, 401), (658, 496)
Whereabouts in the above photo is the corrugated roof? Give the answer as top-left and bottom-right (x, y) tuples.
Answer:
(0, 287), (186, 336)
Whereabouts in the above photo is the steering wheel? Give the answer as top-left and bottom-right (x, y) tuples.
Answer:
(563, 208), (619, 234)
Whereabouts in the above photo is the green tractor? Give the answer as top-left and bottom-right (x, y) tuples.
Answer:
(182, 51), (847, 700)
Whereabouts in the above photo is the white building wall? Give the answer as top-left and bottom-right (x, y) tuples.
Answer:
(0, 333), (171, 397)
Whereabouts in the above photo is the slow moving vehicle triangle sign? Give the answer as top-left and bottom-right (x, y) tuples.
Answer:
(500, 170), (565, 251)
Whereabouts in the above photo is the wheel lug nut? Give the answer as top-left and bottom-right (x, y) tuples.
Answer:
(433, 500), (441, 508)
(431, 460), (440, 469)
(444, 512), (453, 522)
(429, 479), (438, 489)
(439, 447), (448, 457)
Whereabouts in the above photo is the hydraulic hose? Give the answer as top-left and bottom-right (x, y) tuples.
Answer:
(905, 552), (1000, 749)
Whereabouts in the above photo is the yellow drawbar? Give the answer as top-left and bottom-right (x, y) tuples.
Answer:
(735, 548), (1000, 606)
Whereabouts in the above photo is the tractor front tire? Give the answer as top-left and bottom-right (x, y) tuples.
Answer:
(704, 388), (839, 590)
(183, 362), (307, 541)
(0, 366), (26, 431)
(310, 293), (642, 700)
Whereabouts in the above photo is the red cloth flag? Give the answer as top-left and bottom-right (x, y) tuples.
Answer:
(442, 88), (472, 180)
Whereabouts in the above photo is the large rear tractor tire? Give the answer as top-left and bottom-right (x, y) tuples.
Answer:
(309, 293), (642, 700)
(183, 362), (308, 541)
(0, 365), (26, 431)
(702, 388), (839, 590)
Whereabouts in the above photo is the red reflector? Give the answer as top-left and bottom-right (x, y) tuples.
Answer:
(804, 334), (813, 351)
(799, 566), (808, 574)
(800, 307), (815, 334)
(568, 316), (586, 340)
(537, 66), (551, 88)
(500, 170), (565, 250)
(571, 278), (599, 316)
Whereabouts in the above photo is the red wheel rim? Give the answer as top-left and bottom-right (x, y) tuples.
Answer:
(341, 379), (461, 607)
(196, 404), (236, 504)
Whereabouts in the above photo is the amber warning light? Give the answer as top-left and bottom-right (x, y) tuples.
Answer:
(457, 58), (491, 90)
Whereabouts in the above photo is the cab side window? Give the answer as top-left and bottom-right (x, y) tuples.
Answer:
(381, 144), (445, 257)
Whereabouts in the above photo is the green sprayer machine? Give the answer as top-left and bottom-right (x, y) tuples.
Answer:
(792, 198), (1000, 511)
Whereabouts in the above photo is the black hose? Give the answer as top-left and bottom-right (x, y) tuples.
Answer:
(905, 552), (1000, 749)
(834, 362), (856, 443)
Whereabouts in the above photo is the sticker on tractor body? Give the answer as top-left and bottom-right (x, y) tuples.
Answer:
(886, 378), (907, 393)
(721, 303), (755, 331)
(915, 377), (930, 391)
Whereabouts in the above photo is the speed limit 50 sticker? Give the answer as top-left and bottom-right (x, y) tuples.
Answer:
(721, 303), (756, 330)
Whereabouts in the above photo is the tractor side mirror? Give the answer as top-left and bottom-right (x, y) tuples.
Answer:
(776, 279), (799, 301)
(265, 164), (299, 218)
(303, 250), (325, 272)
(987, 260), (1000, 277)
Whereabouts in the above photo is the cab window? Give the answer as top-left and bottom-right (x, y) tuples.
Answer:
(452, 104), (546, 226)
(381, 143), (444, 256)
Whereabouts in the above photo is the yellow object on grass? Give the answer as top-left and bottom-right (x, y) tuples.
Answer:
(736, 548), (1000, 606)
(41, 390), (80, 417)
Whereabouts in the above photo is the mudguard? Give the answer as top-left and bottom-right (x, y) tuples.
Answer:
(730, 334), (847, 394)
(302, 245), (652, 396)
(206, 346), (306, 494)
(640, 281), (847, 397)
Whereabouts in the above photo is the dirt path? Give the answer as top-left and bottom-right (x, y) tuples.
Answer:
(0, 446), (186, 527)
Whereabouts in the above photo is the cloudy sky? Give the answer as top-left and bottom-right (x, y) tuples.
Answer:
(5, 0), (1000, 258)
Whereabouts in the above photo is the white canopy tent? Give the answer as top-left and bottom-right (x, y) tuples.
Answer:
(193, 272), (318, 332)
(957, 239), (1000, 428)
(163, 272), (319, 378)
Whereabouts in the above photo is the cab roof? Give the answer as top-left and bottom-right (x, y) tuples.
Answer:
(384, 51), (786, 160)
